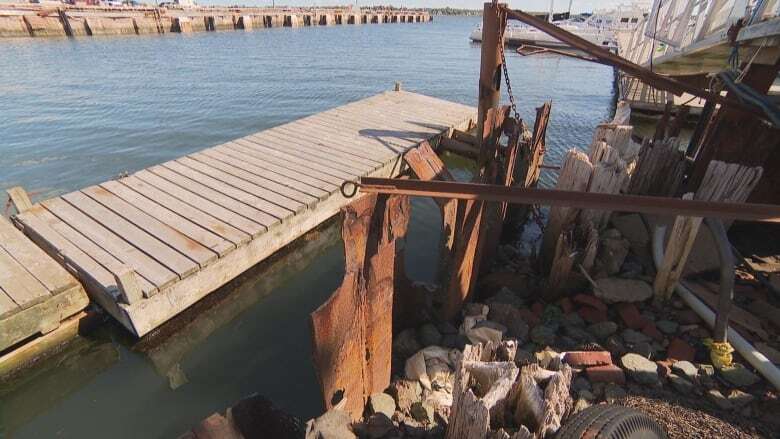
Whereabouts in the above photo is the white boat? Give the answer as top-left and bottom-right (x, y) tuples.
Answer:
(469, 2), (648, 50)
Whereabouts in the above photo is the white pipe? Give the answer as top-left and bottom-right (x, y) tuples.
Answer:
(653, 225), (780, 390)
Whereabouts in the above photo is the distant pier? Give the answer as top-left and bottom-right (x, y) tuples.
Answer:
(0, 5), (432, 39)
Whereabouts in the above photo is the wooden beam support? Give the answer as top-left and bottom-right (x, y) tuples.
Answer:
(114, 267), (143, 305)
(6, 186), (33, 213)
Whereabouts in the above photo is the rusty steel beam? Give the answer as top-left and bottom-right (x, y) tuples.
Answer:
(357, 178), (780, 223)
(501, 6), (757, 115)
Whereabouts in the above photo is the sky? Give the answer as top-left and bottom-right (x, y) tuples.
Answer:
(195, 0), (633, 13)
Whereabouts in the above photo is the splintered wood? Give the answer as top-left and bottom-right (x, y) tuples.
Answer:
(310, 193), (410, 419)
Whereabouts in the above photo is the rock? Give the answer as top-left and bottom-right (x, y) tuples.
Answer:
(586, 365), (626, 384)
(597, 234), (630, 275)
(616, 303), (648, 330)
(727, 389), (755, 408)
(561, 312), (585, 327)
(559, 297), (574, 314)
(466, 324), (504, 345)
(676, 310), (701, 325)
(485, 286), (525, 309)
(572, 376), (591, 392)
(578, 307), (608, 324)
(530, 325), (557, 347)
(588, 321), (618, 339)
(368, 393), (396, 419)
(621, 329), (651, 345)
(441, 334), (468, 350)
(572, 294), (608, 312)
(486, 304), (528, 339)
(436, 321), (458, 336)
(720, 365), (761, 388)
(594, 278), (653, 303)
(388, 379), (422, 413)
(365, 413), (396, 439)
(604, 383), (627, 402)
(578, 389), (595, 401)
(463, 302), (488, 318)
(666, 338), (695, 362)
(656, 320), (679, 335)
(633, 342), (653, 359)
(605, 335), (627, 357)
(515, 349), (535, 365)
(671, 361), (698, 381)
(393, 329), (421, 359)
(668, 373), (694, 394)
(573, 398), (591, 413)
(641, 323), (664, 342)
(707, 389), (733, 410)
(410, 401), (434, 423)
(417, 324), (442, 347)
(305, 409), (356, 439)
(562, 325), (592, 343)
(621, 353), (659, 385)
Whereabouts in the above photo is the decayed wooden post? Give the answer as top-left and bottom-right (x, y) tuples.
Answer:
(477, 1), (505, 162)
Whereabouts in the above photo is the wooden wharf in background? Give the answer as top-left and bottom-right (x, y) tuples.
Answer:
(9, 90), (475, 337)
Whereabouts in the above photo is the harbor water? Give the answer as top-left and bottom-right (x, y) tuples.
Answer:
(0, 16), (615, 438)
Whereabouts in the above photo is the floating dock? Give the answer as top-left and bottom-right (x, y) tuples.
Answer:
(11, 90), (475, 337)
(0, 5), (432, 39)
(0, 216), (88, 352)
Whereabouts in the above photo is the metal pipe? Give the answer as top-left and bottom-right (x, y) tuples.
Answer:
(652, 223), (780, 390)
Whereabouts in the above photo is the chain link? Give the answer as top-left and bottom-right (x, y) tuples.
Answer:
(496, 4), (521, 122)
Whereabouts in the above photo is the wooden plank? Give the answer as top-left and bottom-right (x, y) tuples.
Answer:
(0, 286), (19, 319)
(62, 190), (198, 279)
(226, 140), (343, 189)
(42, 197), (176, 292)
(198, 148), (329, 200)
(187, 153), (320, 207)
(100, 180), (235, 256)
(147, 166), (280, 230)
(248, 130), (372, 174)
(82, 185), (218, 268)
(287, 118), (409, 158)
(0, 216), (75, 294)
(161, 161), (293, 221)
(270, 124), (388, 164)
(15, 206), (124, 294)
(118, 176), (250, 246)
(134, 170), (266, 237)
(252, 129), (380, 170)
(176, 156), (306, 213)
(0, 247), (49, 309)
(235, 137), (355, 181)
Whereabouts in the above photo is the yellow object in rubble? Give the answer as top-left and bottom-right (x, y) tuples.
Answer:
(703, 338), (734, 369)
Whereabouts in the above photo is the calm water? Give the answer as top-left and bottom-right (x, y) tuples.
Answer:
(0, 16), (615, 438)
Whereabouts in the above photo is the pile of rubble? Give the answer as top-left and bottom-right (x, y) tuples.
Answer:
(305, 217), (778, 439)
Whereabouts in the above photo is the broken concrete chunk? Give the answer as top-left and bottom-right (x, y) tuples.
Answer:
(621, 353), (659, 385)
(388, 379), (422, 413)
(305, 409), (356, 439)
(594, 278), (653, 303)
(720, 365), (761, 388)
(368, 393), (396, 419)
(410, 401), (435, 423)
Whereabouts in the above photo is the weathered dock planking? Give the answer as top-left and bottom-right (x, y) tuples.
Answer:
(13, 90), (475, 337)
(0, 216), (88, 352)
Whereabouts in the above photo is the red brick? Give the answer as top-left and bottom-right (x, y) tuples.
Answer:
(676, 310), (701, 325)
(578, 306), (608, 323)
(667, 338), (695, 362)
(517, 308), (540, 327)
(586, 365), (626, 384)
(642, 322), (664, 341)
(564, 351), (612, 367)
(559, 297), (574, 314)
(531, 301), (544, 317)
(573, 294), (607, 312)
(616, 303), (648, 330)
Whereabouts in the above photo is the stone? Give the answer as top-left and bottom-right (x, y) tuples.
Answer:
(578, 307), (608, 324)
(485, 286), (526, 309)
(676, 310), (701, 325)
(388, 379), (422, 413)
(515, 349), (535, 365)
(641, 323), (664, 342)
(393, 329), (421, 359)
(604, 383), (627, 402)
(487, 303), (530, 340)
(530, 325), (557, 347)
(417, 324), (442, 347)
(605, 335), (627, 357)
(727, 389), (755, 408)
(621, 329), (651, 345)
(436, 321), (458, 336)
(720, 365), (761, 388)
(572, 376), (591, 392)
(586, 365), (626, 384)
(572, 294), (608, 312)
(616, 303), (648, 330)
(463, 302), (488, 318)
(366, 413), (396, 439)
(621, 353), (659, 385)
(597, 234), (630, 275)
(633, 342), (653, 359)
(564, 351), (612, 368)
(410, 401), (434, 423)
(588, 321), (618, 339)
(707, 389), (733, 410)
(368, 393), (396, 419)
(466, 325), (504, 345)
(656, 320), (679, 335)
(668, 373), (694, 394)
(559, 297), (574, 314)
(666, 338), (695, 362)
(611, 214), (649, 251)
(578, 389), (595, 401)
(305, 409), (356, 439)
(531, 301), (544, 317)
(594, 278), (653, 303)
(561, 312), (585, 327)
(441, 334), (468, 350)
(517, 308), (541, 327)
(671, 361), (698, 381)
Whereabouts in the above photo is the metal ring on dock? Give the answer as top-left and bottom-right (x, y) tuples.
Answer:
(340, 180), (359, 198)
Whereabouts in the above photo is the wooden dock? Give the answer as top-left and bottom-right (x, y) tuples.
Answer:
(0, 216), (88, 352)
(11, 90), (475, 337)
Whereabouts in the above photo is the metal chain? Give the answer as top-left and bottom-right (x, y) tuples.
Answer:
(496, 5), (521, 122)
